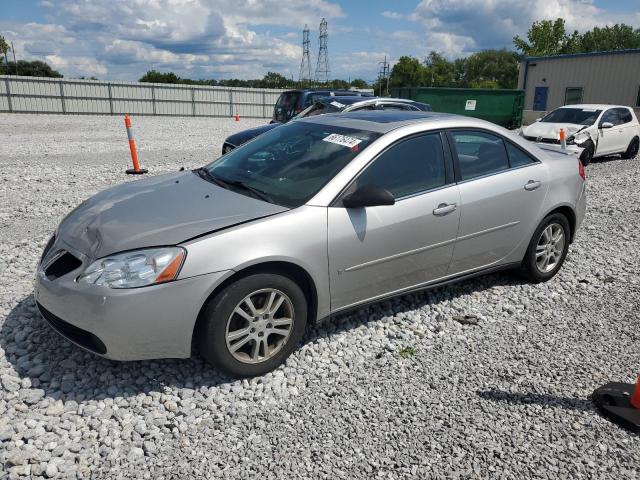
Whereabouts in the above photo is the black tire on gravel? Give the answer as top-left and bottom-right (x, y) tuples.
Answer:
(197, 273), (307, 378)
(579, 141), (594, 166)
(520, 213), (571, 284)
(621, 137), (639, 160)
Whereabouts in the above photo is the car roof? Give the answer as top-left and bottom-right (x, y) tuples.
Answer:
(556, 104), (629, 110)
(315, 96), (426, 108)
(316, 95), (379, 105)
(283, 88), (369, 95)
(296, 110), (457, 133)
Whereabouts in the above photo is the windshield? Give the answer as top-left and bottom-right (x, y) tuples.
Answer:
(204, 122), (382, 208)
(541, 108), (602, 125)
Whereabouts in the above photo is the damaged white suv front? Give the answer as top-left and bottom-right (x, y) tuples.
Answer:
(521, 104), (640, 166)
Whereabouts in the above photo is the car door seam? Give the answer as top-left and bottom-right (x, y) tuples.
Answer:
(456, 221), (521, 242)
(343, 238), (457, 273)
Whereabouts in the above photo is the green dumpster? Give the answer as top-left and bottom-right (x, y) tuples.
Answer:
(391, 87), (525, 129)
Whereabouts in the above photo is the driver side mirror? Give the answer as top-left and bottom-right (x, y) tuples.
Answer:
(600, 122), (614, 129)
(342, 184), (395, 208)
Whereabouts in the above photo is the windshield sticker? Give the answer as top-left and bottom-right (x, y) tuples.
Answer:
(330, 101), (345, 108)
(323, 133), (363, 148)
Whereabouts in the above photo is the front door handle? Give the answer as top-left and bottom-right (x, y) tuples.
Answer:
(524, 180), (542, 191)
(433, 203), (457, 216)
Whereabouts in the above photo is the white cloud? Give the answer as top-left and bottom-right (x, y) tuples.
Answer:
(45, 55), (108, 77)
(408, 0), (640, 57)
(2, 0), (343, 79)
(382, 11), (404, 20)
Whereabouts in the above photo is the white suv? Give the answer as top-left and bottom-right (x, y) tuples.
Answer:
(521, 104), (640, 165)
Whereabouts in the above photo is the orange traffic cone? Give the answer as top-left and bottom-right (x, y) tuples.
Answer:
(631, 375), (640, 409)
(124, 114), (148, 175)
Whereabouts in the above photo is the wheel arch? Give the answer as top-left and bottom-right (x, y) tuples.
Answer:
(542, 204), (577, 242)
(191, 260), (319, 351)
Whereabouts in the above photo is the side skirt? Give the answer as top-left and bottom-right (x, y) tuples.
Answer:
(317, 262), (521, 323)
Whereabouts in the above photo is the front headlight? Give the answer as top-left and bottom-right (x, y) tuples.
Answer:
(77, 247), (186, 289)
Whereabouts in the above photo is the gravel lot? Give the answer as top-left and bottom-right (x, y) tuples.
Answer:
(0, 113), (639, 479)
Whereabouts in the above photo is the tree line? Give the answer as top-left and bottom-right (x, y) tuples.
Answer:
(1, 19), (640, 90)
(138, 69), (369, 90)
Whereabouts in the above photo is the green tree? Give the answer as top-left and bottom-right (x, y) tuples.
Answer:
(257, 72), (290, 89)
(579, 24), (640, 52)
(349, 78), (369, 89)
(514, 19), (640, 57)
(139, 70), (181, 83)
(423, 51), (457, 87)
(513, 18), (569, 56)
(0, 35), (9, 64)
(464, 49), (519, 89)
(0, 60), (62, 77)
(389, 56), (426, 89)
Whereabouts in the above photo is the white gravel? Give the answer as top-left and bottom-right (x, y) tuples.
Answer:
(0, 113), (639, 479)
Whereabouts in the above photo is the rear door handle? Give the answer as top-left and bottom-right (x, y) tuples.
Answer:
(433, 203), (457, 216)
(524, 180), (542, 191)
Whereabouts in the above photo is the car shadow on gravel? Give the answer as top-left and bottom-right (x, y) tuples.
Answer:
(478, 389), (593, 412)
(2, 271), (526, 401)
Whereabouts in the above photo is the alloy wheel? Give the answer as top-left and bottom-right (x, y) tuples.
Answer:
(535, 223), (565, 273)
(225, 288), (294, 364)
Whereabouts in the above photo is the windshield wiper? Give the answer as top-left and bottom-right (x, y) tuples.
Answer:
(217, 178), (275, 203)
(194, 167), (227, 188)
(194, 168), (274, 203)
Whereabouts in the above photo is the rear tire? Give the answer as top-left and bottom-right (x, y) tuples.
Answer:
(579, 141), (594, 166)
(520, 213), (571, 283)
(197, 273), (307, 378)
(621, 137), (639, 159)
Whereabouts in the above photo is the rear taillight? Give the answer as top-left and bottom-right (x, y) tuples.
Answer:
(578, 159), (586, 181)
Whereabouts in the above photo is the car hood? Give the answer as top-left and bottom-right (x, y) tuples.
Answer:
(57, 171), (288, 259)
(226, 123), (281, 147)
(523, 122), (591, 139)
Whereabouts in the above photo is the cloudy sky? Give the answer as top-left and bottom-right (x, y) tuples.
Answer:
(2, 0), (639, 82)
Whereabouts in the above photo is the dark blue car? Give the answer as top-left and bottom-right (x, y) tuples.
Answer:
(222, 96), (432, 154)
(272, 88), (374, 123)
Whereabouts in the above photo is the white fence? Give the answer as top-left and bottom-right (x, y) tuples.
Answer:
(0, 76), (285, 118)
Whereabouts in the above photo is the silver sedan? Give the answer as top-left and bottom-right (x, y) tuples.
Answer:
(35, 111), (587, 377)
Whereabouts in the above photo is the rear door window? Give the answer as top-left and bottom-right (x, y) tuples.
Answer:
(451, 131), (510, 181)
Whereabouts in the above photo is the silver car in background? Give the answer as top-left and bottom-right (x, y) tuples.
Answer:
(35, 111), (587, 377)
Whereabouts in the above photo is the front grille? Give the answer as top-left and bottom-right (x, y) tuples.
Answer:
(44, 251), (82, 280)
(37, 303), (107, 354)
(524, 136), (560, 145)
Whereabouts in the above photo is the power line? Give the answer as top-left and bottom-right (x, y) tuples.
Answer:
(11, 42), (18, 75)
(298, 24), (312, 86)
(377, 56), (389, 96)
(314, 18), (330, 84)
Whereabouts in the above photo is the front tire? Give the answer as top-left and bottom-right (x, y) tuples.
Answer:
(579, 141), (594, 166)
(197, 273), (307, 377)
(621, 137), (639, 159)
(520, 213), (571, 283)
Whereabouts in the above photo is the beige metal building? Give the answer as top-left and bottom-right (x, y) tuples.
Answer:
(518, 49), (640, 124)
